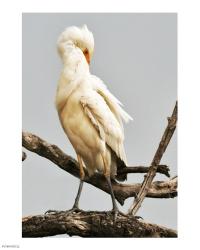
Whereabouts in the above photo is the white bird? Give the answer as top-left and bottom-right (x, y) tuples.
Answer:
(55, 25), (132, 218)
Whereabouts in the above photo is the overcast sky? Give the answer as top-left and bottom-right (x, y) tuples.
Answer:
(22, 13), (177, 235)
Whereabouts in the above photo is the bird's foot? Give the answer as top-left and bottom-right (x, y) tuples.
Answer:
(44, 209), (65, 215)
(134, 215), (143, 220)
(66, 206), (83, 214)
(44, 205), (83, 215)
(113, 209), (119, 222)
(108, 207), (124, 222)
(126, 212), (143, 220)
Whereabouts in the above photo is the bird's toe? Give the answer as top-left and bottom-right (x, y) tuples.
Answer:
(134, 215), (143, 220)
(66, 206), (83, 214)
(44, 209), (65, 215)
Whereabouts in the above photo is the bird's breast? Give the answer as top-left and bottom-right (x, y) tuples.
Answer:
(58, 89), (105, 156)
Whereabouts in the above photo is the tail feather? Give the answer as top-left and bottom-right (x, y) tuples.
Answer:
(115, 157), (127, 181)
(110, 148), (127, 182)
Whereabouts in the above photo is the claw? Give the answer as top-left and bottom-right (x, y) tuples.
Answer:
(134, 215), (143, 220)
(126, 212), (143, 220)
(45, 206), (83, 215)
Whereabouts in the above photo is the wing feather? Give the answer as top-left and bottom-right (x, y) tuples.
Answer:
(91, 75), (133, 127)
(80, 91), (127, 164)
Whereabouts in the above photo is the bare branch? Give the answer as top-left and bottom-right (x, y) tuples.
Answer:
(22, 211), (177, 238)
(129, 101), (177, 215)
(22, 131), (177, 205)
(118, 164), (170, 177)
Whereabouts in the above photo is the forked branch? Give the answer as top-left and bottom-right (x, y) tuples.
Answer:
(129, 101), (177, 215)
(22, 131), (177, 205)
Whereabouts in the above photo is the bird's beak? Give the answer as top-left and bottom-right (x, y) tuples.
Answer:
(83, 49), (91, 65)
(84, 53), (90, 65)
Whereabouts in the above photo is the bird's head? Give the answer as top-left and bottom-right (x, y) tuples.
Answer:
(57, 25), (94, 65)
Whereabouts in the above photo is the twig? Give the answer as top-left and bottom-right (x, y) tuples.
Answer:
(22, 131), (177, 205)
(22, 210), (177, 238)
(129, 101), (177, 215)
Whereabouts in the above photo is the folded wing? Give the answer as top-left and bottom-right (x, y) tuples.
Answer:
(80, 90), (128, 165)
(91, 75), (133, 129)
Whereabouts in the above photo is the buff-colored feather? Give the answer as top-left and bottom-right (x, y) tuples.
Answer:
(55, 25), (132, 179)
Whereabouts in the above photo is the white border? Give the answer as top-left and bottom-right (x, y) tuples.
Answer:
(0, 0), (200, 249)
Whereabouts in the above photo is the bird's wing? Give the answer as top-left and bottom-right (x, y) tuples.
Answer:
(80, 90), (127, 164)
(91, 75), (133, 131)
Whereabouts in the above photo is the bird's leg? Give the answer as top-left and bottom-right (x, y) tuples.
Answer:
(45, 155), (85, 215)
(67, 154), (85, 213)
(102, 155), (120, 221)
(105, 176), (120, 220)
(45, 181), (83, 215)
(69, 179), (84, 212)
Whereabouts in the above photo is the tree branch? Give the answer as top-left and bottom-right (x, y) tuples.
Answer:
(129, 101), (178, 215)
(117, 164), (170, 177)
(22, 211), (177, 238)
(22, 131), (177, 205)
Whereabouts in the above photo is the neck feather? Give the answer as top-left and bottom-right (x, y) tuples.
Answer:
(55, 47), (90, 112)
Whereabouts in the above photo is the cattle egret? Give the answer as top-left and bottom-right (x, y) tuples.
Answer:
(55, 25), (132, 219)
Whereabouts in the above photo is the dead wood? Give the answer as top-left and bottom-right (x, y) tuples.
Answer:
(129, 101), (177, 215)
(22, 131), (177, 205)
(22, 211), (177, 238)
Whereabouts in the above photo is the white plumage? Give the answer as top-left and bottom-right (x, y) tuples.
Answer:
(55, 25), (132, 216)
